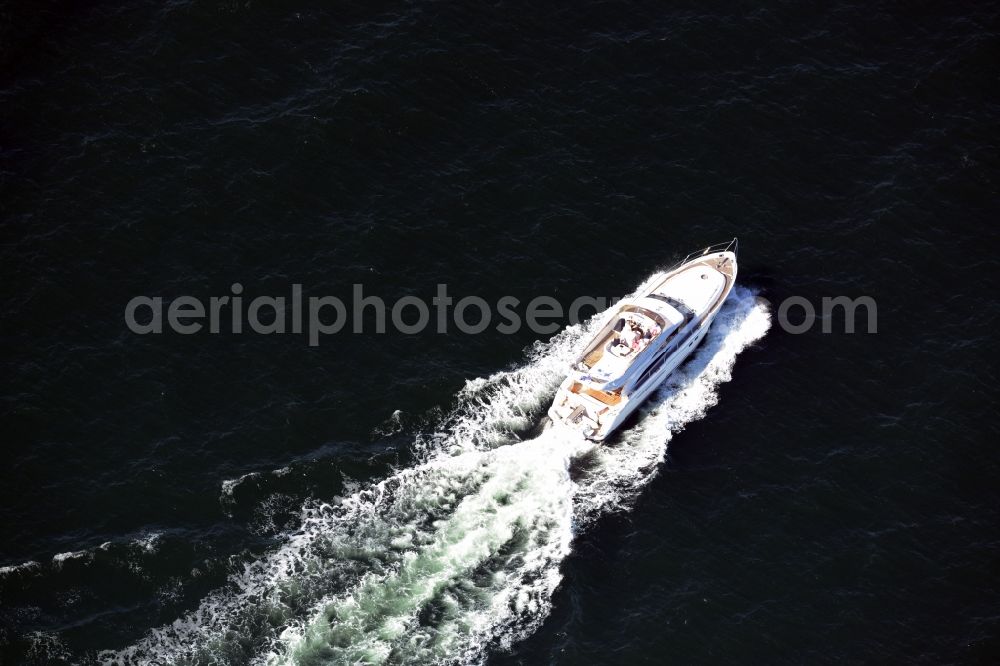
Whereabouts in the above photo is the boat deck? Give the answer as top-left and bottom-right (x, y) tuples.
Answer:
(569, 381), (623, 406)
(583, 336), (612, 367)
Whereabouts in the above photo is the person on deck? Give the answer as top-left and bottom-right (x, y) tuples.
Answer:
(630, 321), (644, 350)
(618, 322), (638, 351)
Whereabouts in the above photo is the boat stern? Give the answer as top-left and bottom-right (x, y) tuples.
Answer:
(547, 379), (622, 441)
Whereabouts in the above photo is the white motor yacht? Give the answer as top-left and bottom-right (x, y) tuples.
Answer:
(548, 239), (738, 441)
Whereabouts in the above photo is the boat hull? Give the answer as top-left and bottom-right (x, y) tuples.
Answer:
(546, 242), (737, 442)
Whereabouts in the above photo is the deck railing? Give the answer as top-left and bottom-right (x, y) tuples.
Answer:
(668, 237), (738, 272)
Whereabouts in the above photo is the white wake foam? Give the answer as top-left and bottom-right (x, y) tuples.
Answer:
(103, 284), (769, 666)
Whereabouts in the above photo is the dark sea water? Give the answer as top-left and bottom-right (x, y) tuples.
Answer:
(2, 1), (999, 663)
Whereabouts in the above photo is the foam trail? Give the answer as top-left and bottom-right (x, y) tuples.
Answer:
(103, 284), (769, 666)
(275, 434), (585, 665)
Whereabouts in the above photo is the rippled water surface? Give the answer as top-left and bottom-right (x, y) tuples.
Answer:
(1, 1), (998, 663)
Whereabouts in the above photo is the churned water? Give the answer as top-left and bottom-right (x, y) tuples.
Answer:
(102, 285), (769, 665)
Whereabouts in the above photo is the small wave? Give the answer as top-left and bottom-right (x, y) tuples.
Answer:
(133, 532), (162, 554)
(52, 549), (93, 568)
(372, 409), (407, 437)
(9, 531), (164, 581)
(221, 471), (263, 503)
(0, 560), (41, 579)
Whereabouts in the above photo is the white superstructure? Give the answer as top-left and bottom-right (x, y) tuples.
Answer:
(548, 240), (738, 441)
